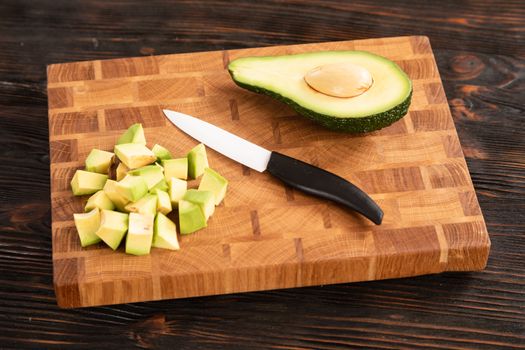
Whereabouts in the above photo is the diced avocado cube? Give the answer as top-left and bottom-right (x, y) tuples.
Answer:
(71, 170), (108, 196)
(114, 143), (156, 169)
(187, 143), (209, 179)
(183, 189), (215, 220)
(116, 175), (148, 202)
(152, 213), (179, 250)
(85, 149), (115, 174)
(85, 190), (115, 212)
(73, 208), (102, 247)
(128, 165), (164, 190)
(116, 123), (146, 145)
(149, 178), (169, 192)
(162, 158), (188, 180)
(152, 144), (173, 160)
(125, 194), (158, 216)
(198, 168), (228, 205)
(152, 189), (172, 215)
(103, 179), (130, 212)
(116, 162), (129, 181)
(167, 177), (187, 207)
(95, 209), (128, 250)
(125, 212), (154, 256)
(179, 199), (207, 234)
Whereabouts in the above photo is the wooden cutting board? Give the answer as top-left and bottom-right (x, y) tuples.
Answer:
(47, 36), (490, 308)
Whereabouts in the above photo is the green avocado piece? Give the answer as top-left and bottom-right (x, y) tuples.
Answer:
(85, 190), (115, 212)
(178, 199), (207, 234)
(85, 149), (115, 174)
(152, 144), (173, 160)
(168, 177), (187, 207)
(162, 158), (188, 180)
(152, 213), (180, 250)
(151, 189), (172, 215)
(95, 209), (129, 250)
(125, 212), (154, 255)
(116, 162), (129, 181)
(117, 123), (146, 145)
(198, 168), (228, 205)
(183, 189), (215, 220)
(73, 208), (102, 247)
(128, 164), (164, 190)
(71, 170), (108, 196)
(125, 194), (158, 216)
(116, 175), (148, 202)
(187, 144), (209, 179)
(103, 179), (130, 212)
(228, 51), (412, 133)
(149, 178), (169, 192)
(114, 143), (156, 169)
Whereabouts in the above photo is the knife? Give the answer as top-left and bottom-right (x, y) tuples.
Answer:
(163, 109), (383, 225)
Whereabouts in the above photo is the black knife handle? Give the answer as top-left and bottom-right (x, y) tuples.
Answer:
(266, 152), (383, 225)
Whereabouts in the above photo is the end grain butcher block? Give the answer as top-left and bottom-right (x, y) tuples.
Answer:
(47, 36), (490, 308)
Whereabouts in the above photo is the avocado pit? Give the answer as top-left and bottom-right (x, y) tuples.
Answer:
(304, 62), (373, 98)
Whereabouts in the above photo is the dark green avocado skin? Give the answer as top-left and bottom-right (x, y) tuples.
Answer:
(229, 71), (412, 133)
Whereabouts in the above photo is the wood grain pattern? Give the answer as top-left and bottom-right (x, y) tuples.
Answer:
(47, 36), (490, 308)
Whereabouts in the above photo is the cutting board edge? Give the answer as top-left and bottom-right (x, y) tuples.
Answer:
(53, 239), (491, 309)
(45, 35), (430, 72)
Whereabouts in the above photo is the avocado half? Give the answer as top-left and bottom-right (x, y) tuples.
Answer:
(228, 51), (412, 133)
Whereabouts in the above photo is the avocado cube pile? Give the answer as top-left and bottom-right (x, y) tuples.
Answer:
(70, 123), (228, 255)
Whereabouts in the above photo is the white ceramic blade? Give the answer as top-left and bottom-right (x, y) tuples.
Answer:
(163, 109), (272, 172)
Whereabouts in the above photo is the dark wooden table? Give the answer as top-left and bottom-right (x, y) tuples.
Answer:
(1, 1), (523, 348)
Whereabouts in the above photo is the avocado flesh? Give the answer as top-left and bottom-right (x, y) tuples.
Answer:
(103, 180), (130, 212)
(71, 170), (108, 196)
(128, 165), (164, 190)
(85, 149), (114, 174)
(152, 213), (180, 250)
(152, 144), (173, 160)
(198, 168), (228, 205)
(116, 175), (148, 202)
(125, 212), (154, 256)
(73, 208), (102, 247)
(95, 210), (129, 250)
(125, 193), (158, 216)
(117, 123), (146, 145)
(179, 199), (207, 234)
(162, 158), (188, 181)
(187, 144), (209, 179)
(151, 189), (172, 215)
(85, 190), (115, 212)
(183, 189), (215, 220)
(149, 178), (169, 192)
(116, 162), (129, 181)
(168, 177), (187, 207)
(228, 51), (412, 133)
(114, 143), (156, 169)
